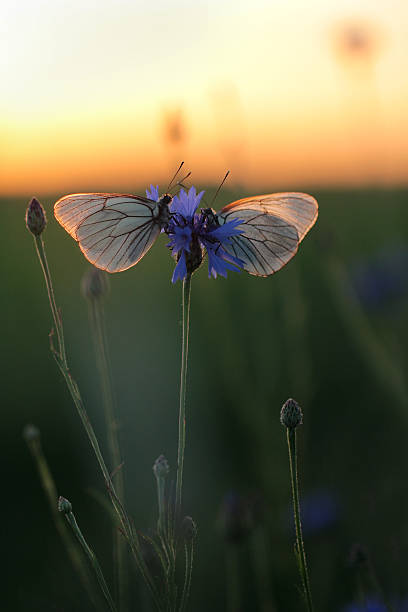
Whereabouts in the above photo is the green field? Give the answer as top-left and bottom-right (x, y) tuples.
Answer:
(4, 188), (408, 611)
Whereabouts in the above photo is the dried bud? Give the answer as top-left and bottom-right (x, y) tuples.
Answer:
(22, 423), (40, 442)
(25, 197), (47, 236)
(280, 398), (303, 429)
(58, 496), (72, 514)
(181, 516), (197, 541)
(81, 267), (109, 301)
(153, 455), (170, 479)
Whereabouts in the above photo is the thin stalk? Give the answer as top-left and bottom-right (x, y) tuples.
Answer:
(225, 546), (240, 612)
(24, 428), (97, 607)
(175, 275), (192, 524)
(286, 428), (314, 612)
(62, 502), (118, 612)
(179, 540), (194, 612)
(33, 235), (164, 610)
(88, 297), (128, 611)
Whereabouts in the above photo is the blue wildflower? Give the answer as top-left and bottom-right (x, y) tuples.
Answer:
(342, 598), (387, 612)
(300, 490), (340, 535)
(166, 186), (244, 283)
(351, 245), (408, 310)
(146, 184), (160, 201)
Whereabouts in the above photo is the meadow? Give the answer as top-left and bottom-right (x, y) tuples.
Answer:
(4, 187), (408, 611)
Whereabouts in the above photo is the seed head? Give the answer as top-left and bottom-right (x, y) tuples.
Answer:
(81, 267), (109, 301)
(153, 454), (170, 479)
(58, 496), (73, 514)
(25, 197), (47, 236)
(280, 398), (303, 429)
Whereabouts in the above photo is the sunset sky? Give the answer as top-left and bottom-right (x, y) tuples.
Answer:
(2, 0), (408, 195)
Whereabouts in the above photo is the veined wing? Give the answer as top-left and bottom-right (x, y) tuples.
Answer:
(54, 193), (160, 273)
(220, 192), (318, 243)
(218, 193), (318, 277)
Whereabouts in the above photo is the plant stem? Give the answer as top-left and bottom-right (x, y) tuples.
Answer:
(175, 274), (192, 524)
(33, 235), (164, 610)
(286, 428), (314, 612)
(88, 297), (128, 611)
(63, 504), (118, 612)
(24, 429), (97, 607)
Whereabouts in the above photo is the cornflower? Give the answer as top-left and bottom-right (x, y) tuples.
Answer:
(162, 186), (245, 283)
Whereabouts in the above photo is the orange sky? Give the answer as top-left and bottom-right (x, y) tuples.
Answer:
(2, 0), (408, 195)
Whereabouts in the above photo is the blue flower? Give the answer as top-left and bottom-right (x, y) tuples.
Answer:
(342, 598), (387, 612)
(146, 184), (160, 201)
(166, 186), (244, 283)
(299, 490), (340, 535)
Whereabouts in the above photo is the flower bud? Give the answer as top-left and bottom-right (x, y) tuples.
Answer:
(25, 197), (47, 236)
(153, 454), (170, 479)
(280, 398), (303, 429)
(22, 423), (40, 442)
(81, 267), (109, 301)
(58, 496), (73, 514)
(181, 516), (197, 542)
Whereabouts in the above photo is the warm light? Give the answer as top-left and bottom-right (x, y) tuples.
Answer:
(2, 0), (408, 195)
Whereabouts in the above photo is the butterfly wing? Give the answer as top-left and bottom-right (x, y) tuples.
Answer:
(54, 193), (160, 273)
(218, 192), (318, 277)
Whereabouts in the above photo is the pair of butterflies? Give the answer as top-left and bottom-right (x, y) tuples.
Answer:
(54, 188), (318, 277)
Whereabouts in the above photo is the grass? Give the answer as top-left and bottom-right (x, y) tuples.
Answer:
(3, 187), (408, 610)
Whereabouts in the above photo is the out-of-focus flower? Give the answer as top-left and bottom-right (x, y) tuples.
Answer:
(166, 186), (244, 283)
(351, 246), (408, 310)
(298, 490), (340, 535)
(218, 490), (263, 544)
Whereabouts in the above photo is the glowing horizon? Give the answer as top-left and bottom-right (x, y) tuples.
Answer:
(2, 0), (408, 196)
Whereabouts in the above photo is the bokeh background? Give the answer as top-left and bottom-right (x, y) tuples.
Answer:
(3, 0), (408, 610)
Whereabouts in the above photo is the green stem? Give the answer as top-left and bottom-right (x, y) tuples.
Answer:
(24, 430), (97, 607)
(175, 275), (192, 524)
(286, 428), (314, 612)
(226, 546), (240, 612)
(63, 505), (118, 612)
(33, 235), (164, 610)
(88, 298), (128, 612)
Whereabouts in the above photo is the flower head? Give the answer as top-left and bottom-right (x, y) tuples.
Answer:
(166, 186), (244, 283)
(146, 185), (160, 201)
(26, 197), (47, 236)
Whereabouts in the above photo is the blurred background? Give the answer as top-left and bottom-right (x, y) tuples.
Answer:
(3, 0), (408, 610)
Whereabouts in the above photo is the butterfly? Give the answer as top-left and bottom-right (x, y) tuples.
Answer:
(201, 192), (318, 277)
(54, 189), (318, 277)
(54, 191), (173, 273)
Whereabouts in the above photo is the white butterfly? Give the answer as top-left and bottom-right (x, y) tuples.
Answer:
(54, 190), (318, 277)
(206, 192), (318, 277)
(54, 192), (172, 273)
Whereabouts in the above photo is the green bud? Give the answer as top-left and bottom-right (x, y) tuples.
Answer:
(153, 455), (170, 479)
(58, 496), (73, 514)
(280, 398), (303, 429)
(25, 197), (47, 236)
(81, 267), (109, 301)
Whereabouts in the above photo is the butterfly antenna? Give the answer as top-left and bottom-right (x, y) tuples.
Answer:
(167, 161), (184, 192)
(170, 171), (192, 195)
(209, 171), (230, 210)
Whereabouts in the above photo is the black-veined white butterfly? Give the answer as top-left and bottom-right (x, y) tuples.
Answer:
(54, 189), (317, 277)
(54, 192), (173, 273)
(204, 192), (318, 277)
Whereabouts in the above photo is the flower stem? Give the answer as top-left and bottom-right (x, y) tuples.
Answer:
(175, 274), (192, 524)
(23, 427), (97, 607)
(61, 500), (118, 612)
(88, 298), (128, 612)
(33, 235), (164, 610)
(286, 428), (314, 612)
